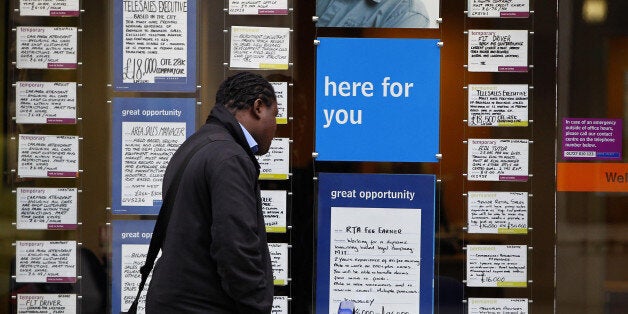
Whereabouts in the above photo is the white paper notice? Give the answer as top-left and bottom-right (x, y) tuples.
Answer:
(17, 187), (77, 230)
(121, 244), (160, 314)
(271, 82), (288, 124)
(20, 0), (80, 16)
(230, 26), (290, 70)
(121, 122), (186, 206)
(468, 29), (528, 72)
(228, 0), (288, 15)
(18, 134), (79, 178)
(467, 245), (527, 287)
(122, 0), (188, 84)
(468, 139), (529, 181)
(329, 207), (421, 314)
(257, 137), (290, 180)
(16, 81), (77, 124)
(16, 241), (76, 283)
(467, 0), (530, 18)
(261, 190), (287, 233)
(467, 191), (528, 234)
(468, 84), (528, 127)
(269, 243), (289, 286)
(17, 293), (77, 314)
(272, 296), (288, 314)
(17, 27), (77, 69)
(468, 298), (529, 314)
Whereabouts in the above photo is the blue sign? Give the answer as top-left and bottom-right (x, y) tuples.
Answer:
(315, 37), (440, 162)
(316, 173), (436, 314)
(113, 0), (197, 92)
(111, 220), (156, 314)
(111, 97), (195, 215)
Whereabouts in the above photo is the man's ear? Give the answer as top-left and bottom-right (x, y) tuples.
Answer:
(252, 98), (264, 119)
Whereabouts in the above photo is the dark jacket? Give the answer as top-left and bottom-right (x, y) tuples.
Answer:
(145, 105), (273, 313)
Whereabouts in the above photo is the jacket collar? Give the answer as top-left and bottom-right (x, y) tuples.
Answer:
(207, 105), (261, 171)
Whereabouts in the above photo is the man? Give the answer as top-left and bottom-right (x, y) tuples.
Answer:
(316, 0), (430, 28)
(145, 72), (277, 313)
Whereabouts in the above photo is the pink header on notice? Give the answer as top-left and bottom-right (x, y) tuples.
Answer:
(498, 66), (528, 73)
(48, 224), (77, 230)
(47, 277), (76, 283)
(46, 118), (76, 124)
(48, 63), (77, 69)
(50, 11), (80, 17)
(258, 9), (288, 15)
(47, 171), (78, 178)
(499, 175), (529, 182)
(500, 12), (530, 18)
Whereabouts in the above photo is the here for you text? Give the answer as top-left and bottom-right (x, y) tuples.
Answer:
(322, 76), (415, 128)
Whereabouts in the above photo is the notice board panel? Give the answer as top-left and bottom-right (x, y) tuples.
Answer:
(316, 173), (436, 314)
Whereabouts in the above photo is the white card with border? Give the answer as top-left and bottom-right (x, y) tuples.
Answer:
(467, 191), (528, 234)
(467, 245), (527, 287)
(17, 293), (77, 313)
(19, 0), (80, 16)
(467, 0), (530, 18)
(468, 29), (528, 72)
(17, 26), (77, 69)
(17, 187), (77, 230)
(468, 84), (528, 127)
(16, 81), (77, 124)
(261, 190), (287, 233)
(16, 241), (76, 283)
(468, 298), (529, 314)
(228, 0), (288, 15)
(18, 134), (79, 178)
(230, 26), (290, 70)
(258, 137), (290, 180)
(271, 82), (288, 124)
(272, 296), (289, 314)
(269, 243), (289, 286)
(468, 139), (529, 182)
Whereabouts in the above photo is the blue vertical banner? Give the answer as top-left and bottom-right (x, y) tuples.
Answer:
(315, 37), (440, 162)
(111, 97), (196, 215)
(111, 220), (156, 314)
(316, 173), (436, 314)
(113, 0), (197, 92)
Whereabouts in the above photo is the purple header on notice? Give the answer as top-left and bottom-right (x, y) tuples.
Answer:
(259, 9), (288, 15)
(48, 63), (77, 69)
(47, 171), (78, 178)
(48, 224), (77, 230)
(46, 118), (76, 124)
(562, 118), (622, 160)
(50, 11), (80, 17)
(500, 12), (530, 18)
(47, 277), (76, 283)
(498, 175), (529, 182)
(498, 66), (528, 72)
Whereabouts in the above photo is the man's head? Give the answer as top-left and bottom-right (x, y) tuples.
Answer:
(215, 72), (278, 155)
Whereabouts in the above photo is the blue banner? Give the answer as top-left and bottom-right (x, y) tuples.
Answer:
(111, 97), (196, 215)
(113, 0), (197, 92)
(315, 37), (440, 162)
(111, 220), (156, 314)
(316, 173), (436, 314)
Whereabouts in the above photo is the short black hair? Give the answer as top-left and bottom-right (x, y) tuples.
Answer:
(215, 72), (276, 113)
